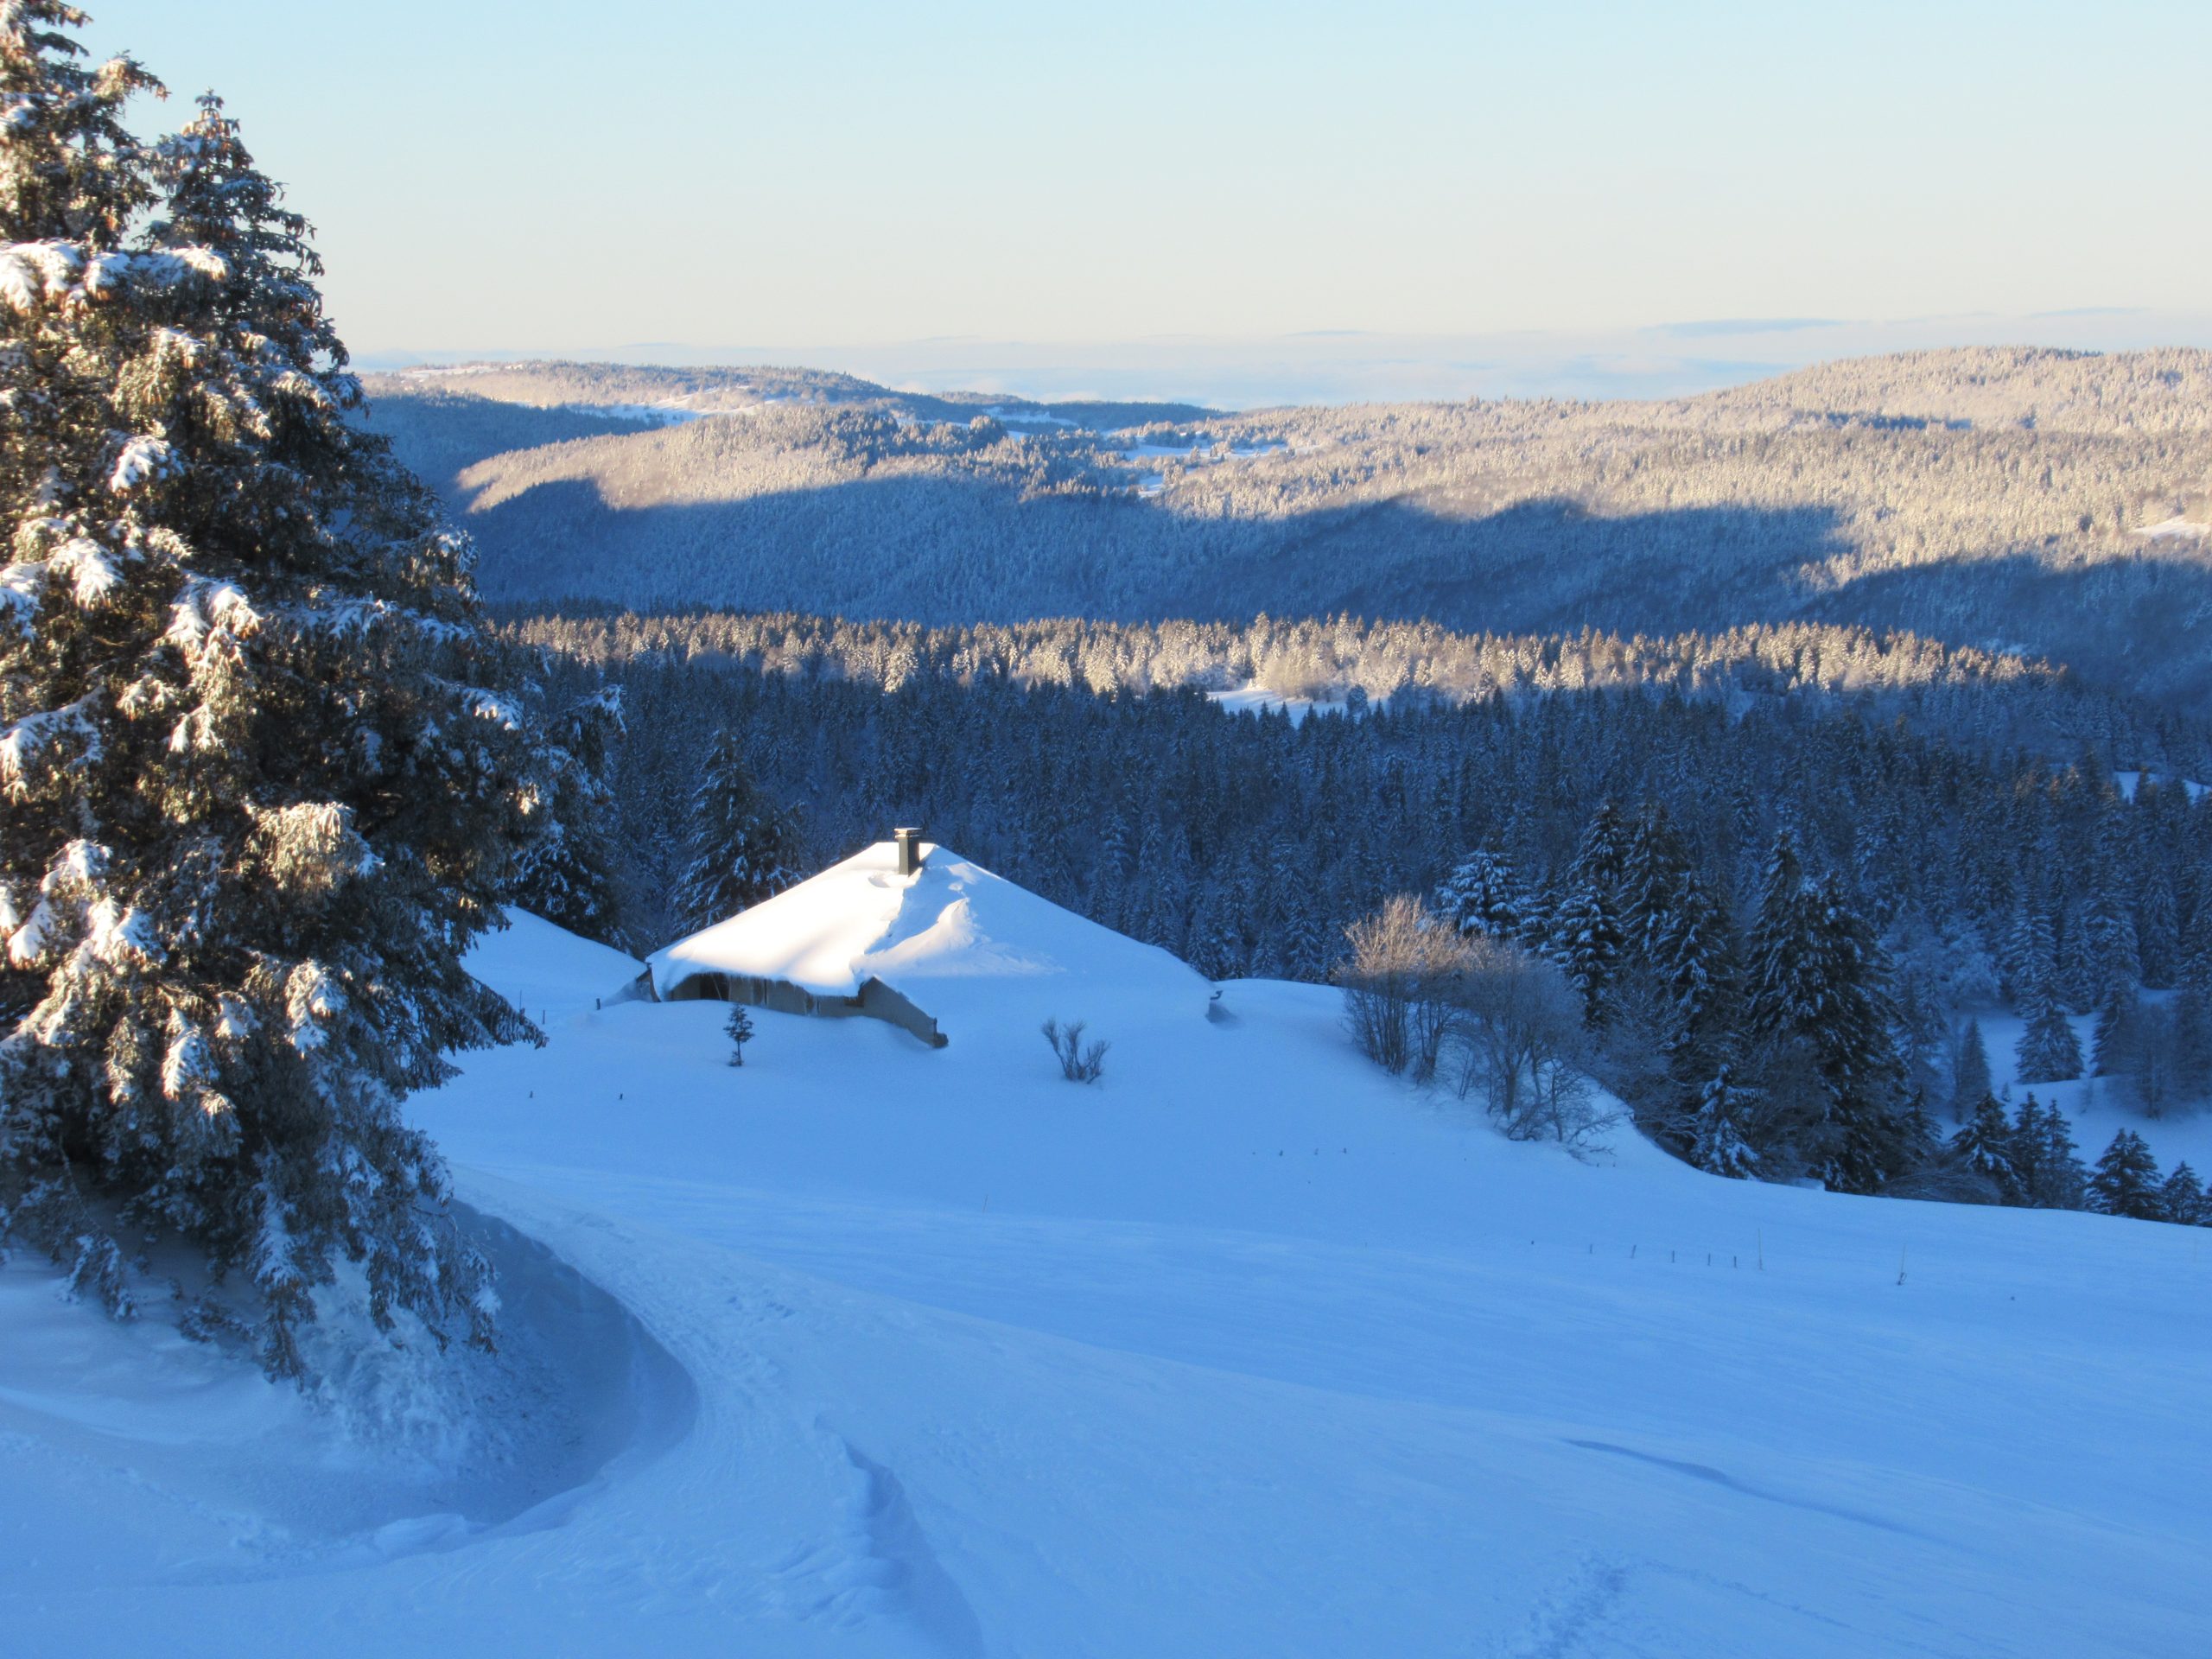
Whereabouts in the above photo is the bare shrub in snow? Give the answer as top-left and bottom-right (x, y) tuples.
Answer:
(1513, 1061), (1612, 1154)
(1443, 937), (1614, 1152)
(1338, 897), (1468, 1079)
(1341, 905), (1612, 1149)
(1042, 1018), (1108, 1083)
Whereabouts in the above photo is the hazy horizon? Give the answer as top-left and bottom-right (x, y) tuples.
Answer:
(85, 1), (2212, 386)
(359, 309), (2212, 409)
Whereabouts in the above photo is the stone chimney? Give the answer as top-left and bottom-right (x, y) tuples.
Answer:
(893, 826), (924, 877)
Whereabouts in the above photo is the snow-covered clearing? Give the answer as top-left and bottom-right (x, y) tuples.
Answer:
(1115, 440), (1287, 461)
(1206, 684), (1354, 723)
(2112, 767), (2208, 804)
(4, 870), (2209, 1656)
(1965, 1001), (2212, 1176)
(983, 406), (1080, 429)
(1113, 436), (1286, 496)
(2130, 517), (2212, 542)
(560, 397), (788, 425)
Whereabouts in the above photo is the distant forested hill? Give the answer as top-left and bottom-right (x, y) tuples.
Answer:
(363, 347), (2212, 709)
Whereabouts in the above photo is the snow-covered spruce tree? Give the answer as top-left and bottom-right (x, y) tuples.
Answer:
(1618, 803), (1692, 962)
(2158, 1162), (2205, 1227)
(1948, 1096), (2019, 1205)
(2168, 985), (2212, 1102)
(2015, 1096), (2088, 1211)
(1896, 1089), (1945, 1177)
(2006, 1095), (2048, 1207)
(1550, 804), (1629, 1027)
(1885, 913), (1955, 1110)
(2135, 868), (2178, 990)
(2175, 889), (2212, 996)
(2088, 1129), (2163, 1221)
(2013, 972), (2083, 1085)
(1548, 878), (1619, 1029)
(510, 683), (624, 944)
(1278, 878), (1327, 983)
(1948, 1019), (1992, 1122)
(1745, 831), (1814, 1035)
(1741, 836), (1908, 1192)
(2076, 846), (2139, 1008)
(1433, 846), (1526, 943)
(2004, 900), (2058, 1006)
(0, 55), (536, 1376)
(1850, 800), (1908, 932)
(1802, 872), (1910, 1192)
(673, 727), (799, 934)
(1648, 868), (1734, 1075)
(2090, 983), (2140, 1077)
(1688, 1064), (1759, 1179)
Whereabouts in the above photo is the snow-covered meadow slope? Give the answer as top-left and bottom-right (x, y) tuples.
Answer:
(6, 893), (2210, 1657)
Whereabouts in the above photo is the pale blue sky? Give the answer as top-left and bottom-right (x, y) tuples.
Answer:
(79, 2), (2212, 397)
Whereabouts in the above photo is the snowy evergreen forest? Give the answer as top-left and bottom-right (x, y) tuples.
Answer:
(508, 607), (2212, 1219)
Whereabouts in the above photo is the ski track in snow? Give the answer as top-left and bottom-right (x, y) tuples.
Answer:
(1493, 1554), (1633, 1659)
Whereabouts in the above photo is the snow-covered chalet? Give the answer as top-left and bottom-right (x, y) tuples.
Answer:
(632, 829), (1214, 1049)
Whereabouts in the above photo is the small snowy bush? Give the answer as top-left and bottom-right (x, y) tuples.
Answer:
(1042, 1018), (1108, 1083)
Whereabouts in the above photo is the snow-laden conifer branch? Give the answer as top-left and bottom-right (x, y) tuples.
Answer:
(0, 237), (78, 307)
(0, 690), (100, 797)
(105, 431), (172, 492)
(0, 551), (44, 626)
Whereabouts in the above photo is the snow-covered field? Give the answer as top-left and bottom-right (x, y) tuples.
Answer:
(4, 865), (2210, 1656)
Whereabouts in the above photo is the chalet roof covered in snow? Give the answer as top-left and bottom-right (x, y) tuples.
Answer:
(645, 840), (1214, 1037)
